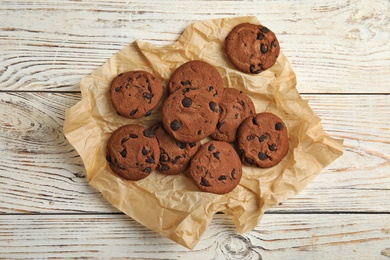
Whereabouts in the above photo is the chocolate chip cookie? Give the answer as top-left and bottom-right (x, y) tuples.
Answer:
(211, 88), (256, 142)
(150, 123), (200, 175)
(110, 70), (163, 119)
(237, 112), (289, 168)
(190, 141), (242, 194)
(225, 23), (280, 74)
(168, 60), (224, 101)
(162, 87), (219, 143)
(106, 124), (160, 181)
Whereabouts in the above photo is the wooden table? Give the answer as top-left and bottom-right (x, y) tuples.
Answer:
(1, 0), (389, 258)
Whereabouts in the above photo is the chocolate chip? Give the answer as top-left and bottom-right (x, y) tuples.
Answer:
(218, 175), (227, 181)
(245, 157), (255, 165)
(213, 91), (218, 97)
(234, 113), (239, 119)
(271, 40), (277, 48)
(258, 152), (267, 161)
(147, 84), (152, 92)
(269, 144), (277, 151)
(256, 33), (264, 40)
(160, 153), (169, 162)
(213, 152), (220, 159)
(208, 86), (214, 91)
(130, 108), (138, 116)
(142, 147), (150, 155)
(239, 149), (244, 156)
(189, 142), (197, 148)
(143, 129), (154, 138)
(177, 142), (186, 149)
(170, 120), (182, 131)
(250, 65), (261, 74)
(160, 165), (169, 171)
(130, 134), (138, 138)
(181, 80), (191, 86)
(146, 157), (155, 163)
(127, 77), (132, 81)
(143, 167), (151, 173)
(209, 102), (217, 112)
(106, 154), (112, 163)
(260, 26), (269, 33)
(231, 169), (236, 179)
(216, 121), (224, 130)
(115, 86), (122, 92)
(252, 117), (259, 126)
(275, 122), (284, 131)
(144, 110), (152, 117)
(182, 97), (192, 107)
(121, 137), (129, 143)
(120, 149), (127, 158)
(197, 130), (202, 135)
(259, 134), (268, 142)
(261, 43), (268, 54)
(208, 144), (215, 151)
(247, 135), (255, 141)
(117, 163), (125, 170)
(200, 178), (210, 187)
(172, 156), (181, 164)
(143, 93), (154, 99)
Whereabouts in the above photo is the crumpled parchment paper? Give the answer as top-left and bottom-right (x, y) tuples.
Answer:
(63, 16), (343, 249)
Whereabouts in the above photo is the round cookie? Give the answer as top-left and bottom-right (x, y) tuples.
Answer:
(110, 70), (163, 119)
(237, 112), (289, 168)
(106, 124), (160, 181)
(162, 87), (219, 143)
(211, 88), (256, 142)
(190, 141), (242, 194)
(168, 60), (224, 101)
(150, 123), (200, 175)
(225, 23), (280, 74)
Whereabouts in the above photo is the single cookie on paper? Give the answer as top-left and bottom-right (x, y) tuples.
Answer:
(225, 23), (280, 74)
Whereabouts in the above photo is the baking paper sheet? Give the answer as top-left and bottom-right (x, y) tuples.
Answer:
(64, 16), (343, 249)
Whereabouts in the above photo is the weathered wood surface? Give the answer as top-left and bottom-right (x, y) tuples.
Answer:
(1, 0), (389, 258)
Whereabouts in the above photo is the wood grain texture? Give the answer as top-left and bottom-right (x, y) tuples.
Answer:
(0, 93), (388, 213)
(0, 213), (389, 259)
(0, 0), (389, 93)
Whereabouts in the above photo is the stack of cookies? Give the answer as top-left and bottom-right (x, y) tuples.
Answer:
(106, 22), (289, 194)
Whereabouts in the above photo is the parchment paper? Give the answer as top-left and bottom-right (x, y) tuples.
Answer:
(63, 16), (343, 249)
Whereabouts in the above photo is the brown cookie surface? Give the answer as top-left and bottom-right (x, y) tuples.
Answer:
(168, 60), (224, 101)
(150, 123), (200, 175)
(211, 88), (255, 142)
(238, 112), (289, 168)
(106, 124), (160, 181)
(110, 70), (163, 119)
(225, 23), (280, 74)
(162, 88), (219, 143)
(190, 141), (242, 194)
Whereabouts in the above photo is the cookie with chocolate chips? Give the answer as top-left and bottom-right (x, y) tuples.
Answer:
(162, 87), (219, 143)
(211, 88), (256, 142)
(225, 23), (280, 74)
(190, 141), (242, 194)
(150, 123), (200, 175)
(237, 112), (289, 168)
(168, 60), (224, 101)
(106, 124), (160, 181)
(110, 70), (163, 119)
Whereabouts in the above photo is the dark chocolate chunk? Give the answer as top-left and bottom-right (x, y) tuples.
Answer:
(160, 153), (169, 162)
(259, 134), (268, 142)
(146, 157), (155, 163)
(197, 130), (202, 135)
(143, 93), (154, 99)
(256, 33), (264, 40)
(170, 120), (182, 131)
(245, 157), (255, 165)
(120, 149), (127, 158)
(258, 152), (267, 161)
(260, 26), (270, 33)
(115, 86), (122, 92)
(144, 110), (152, 117)
(249, 65), (261, 74)
(271, 40), (277, 48)
(130, 108), (138, 116)
(130, 134), (138, 139)
(216, 121), (224, 130)
(182, 97), (192, 107)
(252, 117), (259, 126)
(177, 142), (186, 149)
(275, 122), (284, 131)
(143, 129), (154, 138)
(160, 165), (169, 171)
(143, 167), (151, 173)
(269, 144), (277, 151)
(213, 151), (220, 159)
(117, 163), (125, 170)
(181, 80), (191, 86)
(142, 147), (150, 155)
(208, 86), (214, 91)
(261, 43), (268, 54)
(172, 156), (181, 164)
(218, 175), (227, 181)
(247, 134), (255, 141)
(208, 143), (215, 151)
(189, 142), (197, 148)
(209, 102), (217, 112)
(200, 177), (210, 187)
(121, 137), (129, 143)
(106, 154), (112, 163)
(231, 169), (236, 179)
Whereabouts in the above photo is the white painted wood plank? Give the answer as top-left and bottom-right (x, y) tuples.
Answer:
(0, 213), (388, 259)
(0, 93), (389, 214)
(0, 0), (389, 93)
